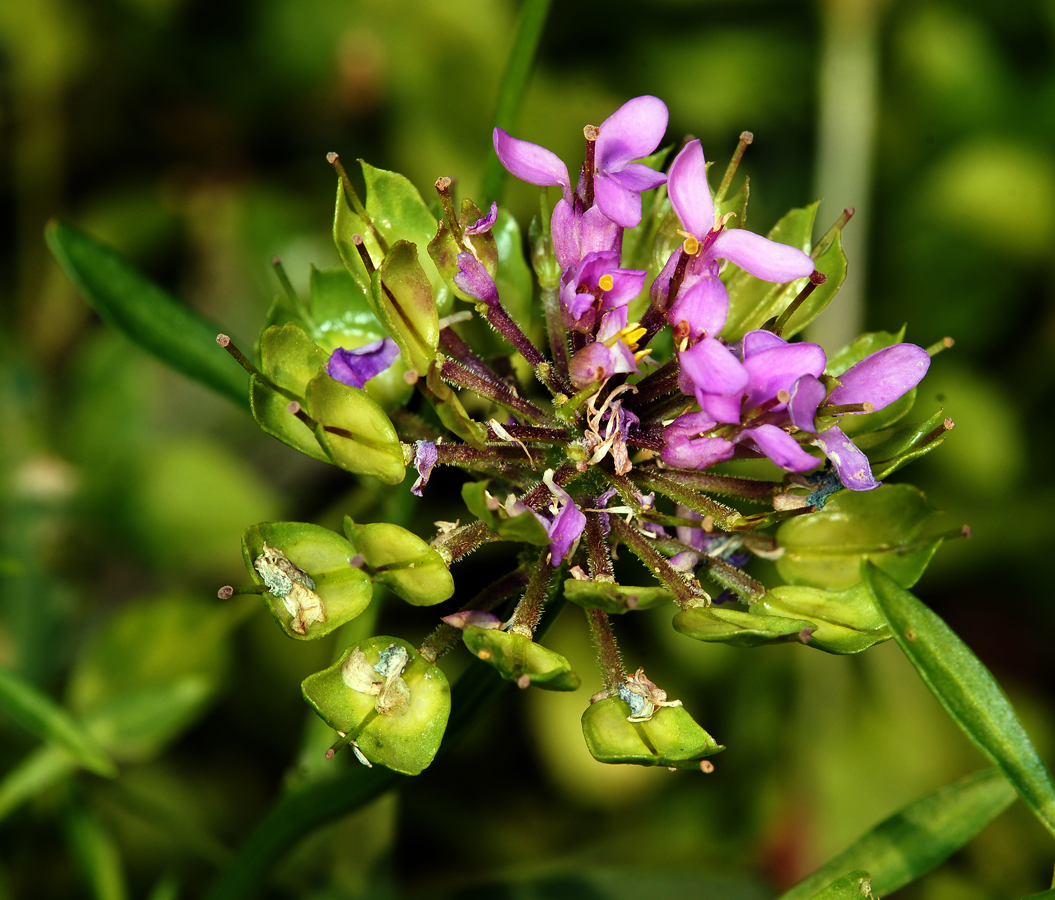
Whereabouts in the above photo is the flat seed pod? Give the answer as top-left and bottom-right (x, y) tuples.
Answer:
(754, 583), (892, 654)
(301, 636), (450, 775)
(242, 522), (372, 640)
(581, 698), (723, 768)
(673, 605), (815, 647)
(564, 579), (673, 615)
(462, 626), (580, 692)
(346, 519), (454, 607)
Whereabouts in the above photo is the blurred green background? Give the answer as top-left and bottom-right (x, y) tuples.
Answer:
(2, 0), (1055, 897)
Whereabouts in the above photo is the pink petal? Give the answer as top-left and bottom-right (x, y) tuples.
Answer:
(493, 128), (571, 199)
(744, 424), (820, 473)
(742, 342), (826, 410)
(711, 228), (815, 283)
(788, 374), (827, 432)
(680, 336), (749, 395)
(829, 344), (931, 412)
(595, 95), (669, 170)
(742, 329), (787, 358)
(593, 174), (642, 229)
(667, 273), (729, 340)
(812, 427), (880, 491)
(668, 140), (714, 240)
(608, 162), (667, 193)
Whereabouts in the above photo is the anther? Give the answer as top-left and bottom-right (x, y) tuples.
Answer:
(700, 759), (715, 773)
(926, 336), (955, 357)
(714, 131), (754, 205)
(403, 369), (419, 385)
(598, 274), (614, 292)
(351, 234), (375, 274)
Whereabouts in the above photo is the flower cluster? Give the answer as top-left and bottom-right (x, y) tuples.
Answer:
(220, 95), (953, 776)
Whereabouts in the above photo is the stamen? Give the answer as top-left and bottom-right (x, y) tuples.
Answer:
(328, 151), (389, 254)
(714, 131), (754, 205)
(926, 336), (955, 357)
(743, 390), (791, 421)
(811, 207), (855, 260)
(270, 257), (299, 304)
(598, 274), (614, 292)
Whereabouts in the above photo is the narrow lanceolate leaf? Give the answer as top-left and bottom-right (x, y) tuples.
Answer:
(0, 667), (116, 777)
(779, 768), (1016, 899)
(864, 563), (1055, 838)
(65, 802), (131, 900)
(0, 745), (79, 823)
(807, 872), (873, 900)
(45, 220), (248, 407)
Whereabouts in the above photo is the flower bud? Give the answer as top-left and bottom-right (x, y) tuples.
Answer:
(242, 522), (372, 640)
(301, 636), (451, 775)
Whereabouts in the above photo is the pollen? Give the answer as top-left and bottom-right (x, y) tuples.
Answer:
(598, 274), (614, 292)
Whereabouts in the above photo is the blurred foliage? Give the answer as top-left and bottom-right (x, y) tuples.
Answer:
(1, 0), (1054, 897)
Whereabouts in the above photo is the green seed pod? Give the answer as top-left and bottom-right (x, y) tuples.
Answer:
(344, 516), (454, 607)
(462, 626), (580, 692)
(672, 606), (815, 648)
(564, 579), (672, 615)
(301, 636), (451, 775)
(581, 697), (724, 769)
(251, 323), (330, 461)
(304, 372), (406, 485)
(242, 522), (372, 640)
(753, 583), (891, 654)
(369, 241), (440, 377)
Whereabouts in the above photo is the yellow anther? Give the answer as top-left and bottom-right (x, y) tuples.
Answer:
(676, 229), (700, 256)
(604, 323), (647, 352)
(598, 274), (614, 292)
(633, 349), (651, 363)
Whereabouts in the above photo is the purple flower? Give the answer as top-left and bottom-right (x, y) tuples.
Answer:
(560, 250), (646, 337)
(328, 338), (400, 389)
(542, 469), (586, 566)
(493, 95), (668, 229)
(551, 199), (622, 269)
(661, 140), (815, 340)
(453, 252), (499, 306)
(411, 441), (438, 497)
(568, 339), (639, 390)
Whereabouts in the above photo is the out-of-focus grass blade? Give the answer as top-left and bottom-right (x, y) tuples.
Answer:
(65, 802), (130, 900)
(808, 871), (873, 899)
(865, 563), (1055, 838)
(0, 668), (115, 777)
(45, 220), (248, 408)
(779, 768), (1015, 899)
(1020, 891), (1055, 899)
(0, 745), (79, 822)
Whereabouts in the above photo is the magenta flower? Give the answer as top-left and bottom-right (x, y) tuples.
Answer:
(493, 95), (669, 229)
(661, 140), (816, 340)
(560, 250), (646, 337)
(328, 338), (400, 389)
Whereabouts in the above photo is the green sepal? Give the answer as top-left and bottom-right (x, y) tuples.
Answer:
(779, 225), (848, 339)
(722, 201), (819, 340)
(301, 637), (451, 776)
(854, 409), (953, 480)
(754, 583), (892, 655)
(242, 522), (373, 640)
(672, 606), (815, 647)
(369, 241), (440, 376)
(462, 626), (580, 691)
(303, 373), (406, 485)
(563, 579), (672, 614)
(427, 198), (499, 302)
(776, 484), (941, 591)
(461, 480), (550, 546)
(581, 698), (724, 768)
(342, 516), (454, 607)
(423, 361), (489, 448)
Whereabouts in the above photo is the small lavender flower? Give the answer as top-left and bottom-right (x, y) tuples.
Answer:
(560, 250), (646, 337)
(541, 469), (586, 566)
(328, 338), (400, 389)
(551, 198), (622, 269)
(453, 252), (499, 306)
(411, 441), (439, 497)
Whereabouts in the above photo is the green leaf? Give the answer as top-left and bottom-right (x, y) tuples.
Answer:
(564, 579), (673, 615)
(67, 595), (230, 762)
(779, 768), (1016, 899)
(0, 668), (115, 776)
(581, 698), (723, 768)
(65, 802), (130, 900)
(672, 605), (815, 647)
(855, 410), (953, 481)
(806, 872), (873, 900)
(301, 637), (450, 775)
(45, 220), (247, 407)
(462, 626), (580, 691)
(722, 202), (819, 340)
(369, 241), (440, 375)
(864, 564), (1055, 838)
(304, 372), (406, 484)
(343, 517), (454, 607)
(754, 583), (891, 655)
(0, 745), (78, 823)
(776, 484), (941, 591)
(242, 522), (373, 638)
(780, 226), (848, 338)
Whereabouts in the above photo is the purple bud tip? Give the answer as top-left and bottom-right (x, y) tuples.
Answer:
(218, 585), (234, 599)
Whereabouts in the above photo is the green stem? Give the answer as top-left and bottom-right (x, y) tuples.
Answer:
(480, 0), (553, 206)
